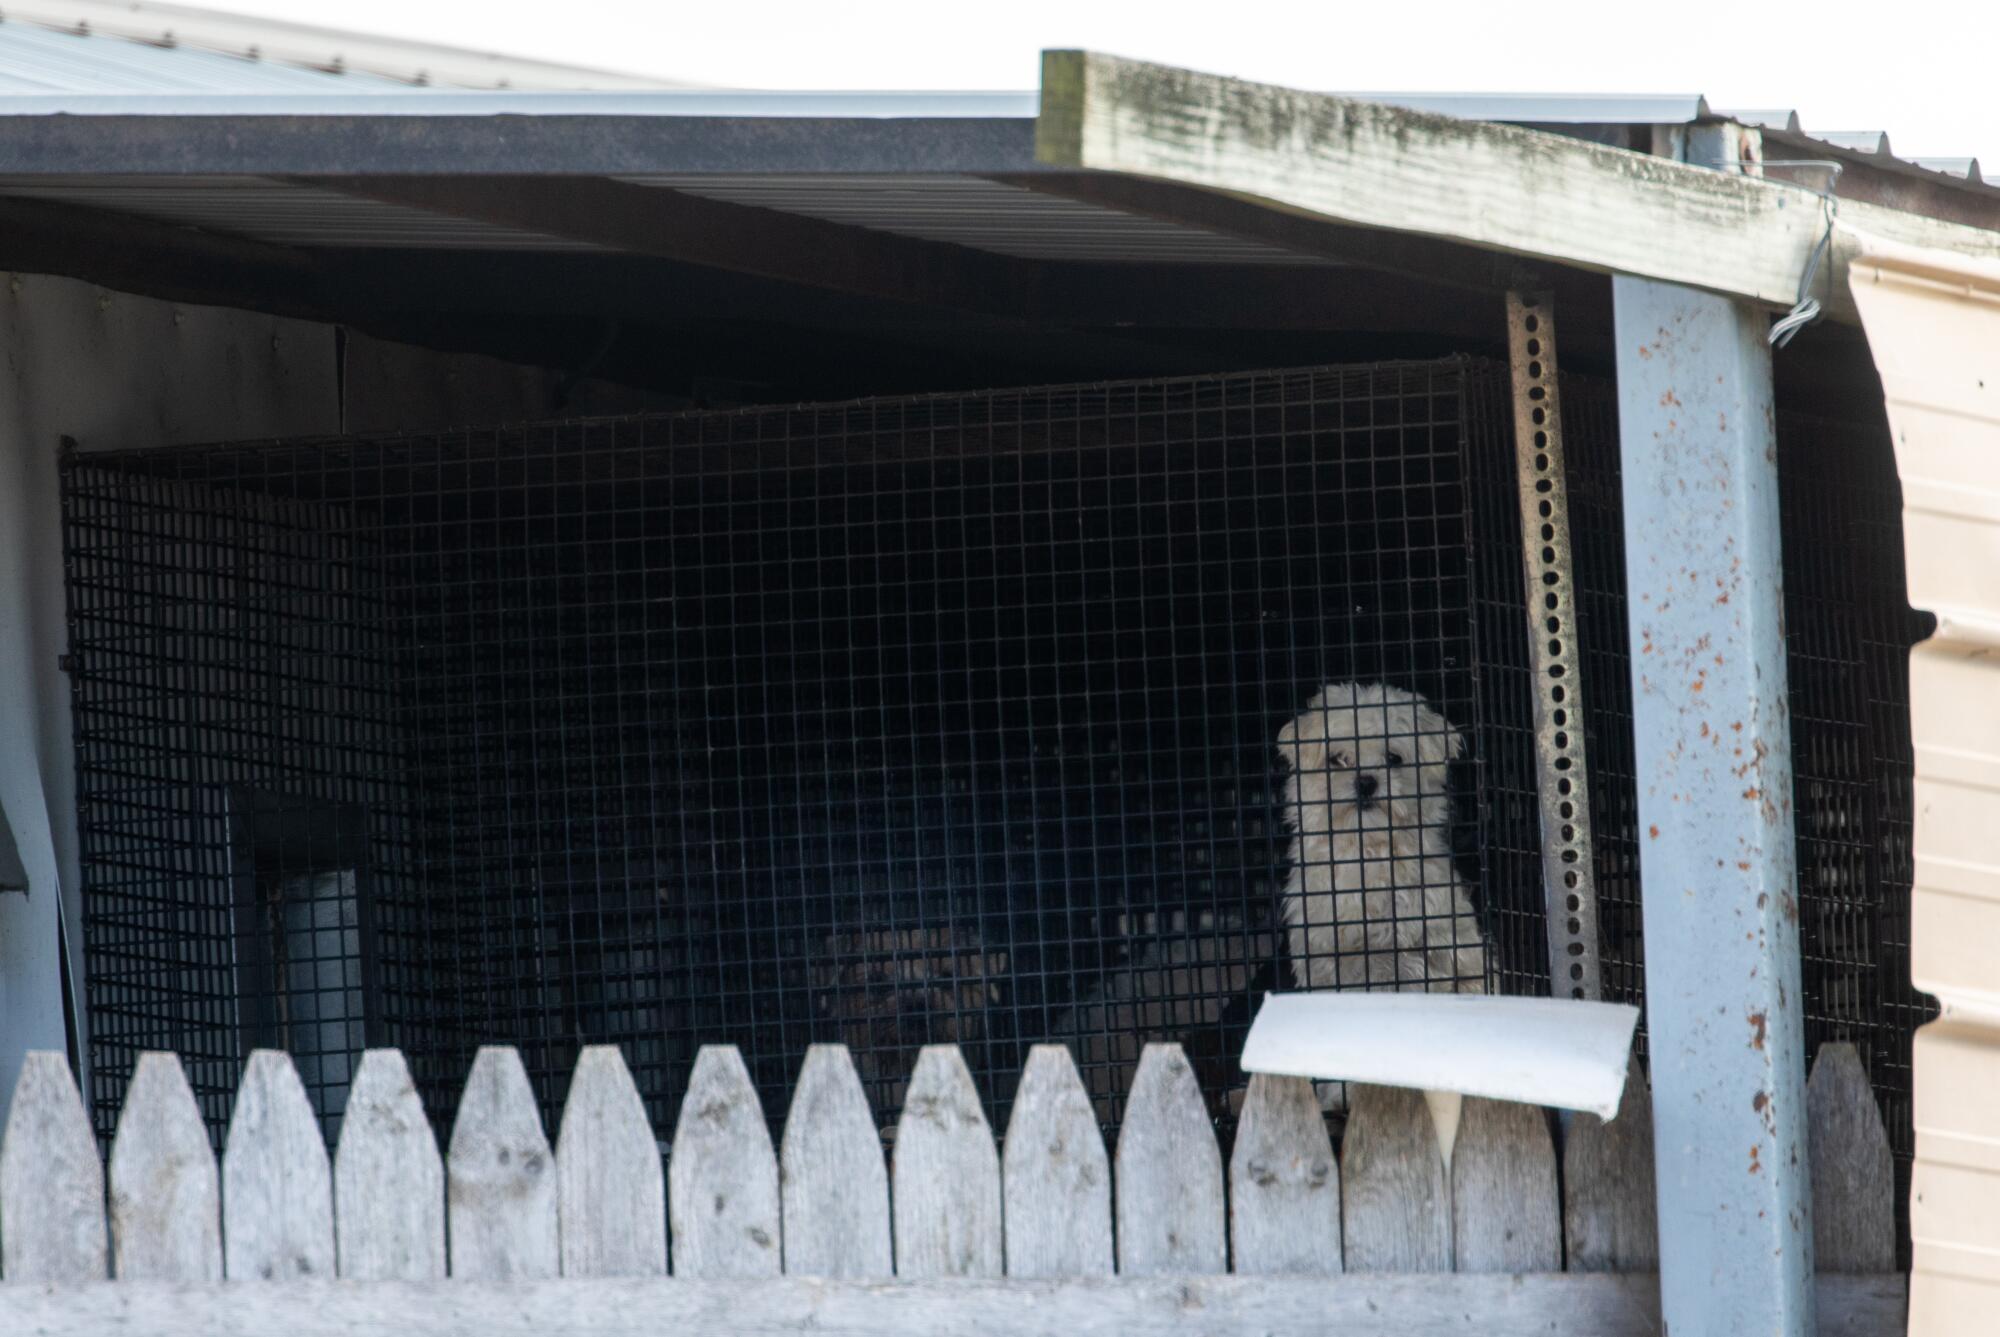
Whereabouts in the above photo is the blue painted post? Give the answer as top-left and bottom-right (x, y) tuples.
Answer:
(1611, 276), (1813, 1334)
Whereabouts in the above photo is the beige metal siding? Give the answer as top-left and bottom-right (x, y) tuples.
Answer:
(1848, 232), (2000, 1335)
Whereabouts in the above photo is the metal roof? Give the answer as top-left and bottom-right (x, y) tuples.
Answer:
(0, 17), (418, 93)
(0, 174), (605, 248)
(0, 0), (686, 91)
(0, 61), (1989, 270)
(618, 174), (1334, 265)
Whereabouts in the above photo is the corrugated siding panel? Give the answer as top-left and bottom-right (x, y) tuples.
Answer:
(1847, 233), (2000, 1337)
(0, 175), (601, 250)
(618, 175), (1334, 265)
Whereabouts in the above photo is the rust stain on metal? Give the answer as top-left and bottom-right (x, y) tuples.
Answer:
(1649, 825), (1661, 839)
(1748, 1011), (1768, 1050)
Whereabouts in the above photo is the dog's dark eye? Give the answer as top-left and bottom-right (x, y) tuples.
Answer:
(1386, 750), (1405, 767)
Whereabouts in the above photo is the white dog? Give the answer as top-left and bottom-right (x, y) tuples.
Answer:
(1275, 681), (1490, 995)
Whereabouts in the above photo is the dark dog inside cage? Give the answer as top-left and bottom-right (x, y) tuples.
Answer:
(61, 357), (1929, 1261)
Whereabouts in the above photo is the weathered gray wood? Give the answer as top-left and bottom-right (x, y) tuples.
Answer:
(1113, 1043), (1225, 1276)
(446, 1046), (557, 1280)
(1228, 1072), (1340, 1276)
(778, 1045), (891, 1279)
(0, 1272), (1910, 1336)
(890, 1045), (1001, 1279)
(667, 1046), (779, 1279)
(0, 1051), (107, 1281)
(1562, 1055), (1659, 1272)
(1035, 50), (2000, 326)
(1807, 1043), (1897, 1274)
(1340, 1083), (1451, 1273)
(1449, 1098), (1560, 1273)
(333, 1049), (444, 1281)
(555, 1046), (666, 1278)
(222, 1050), (335, 1281)
(108, 1052), (222, 1281)
(1001, 1045), (1112, 1279)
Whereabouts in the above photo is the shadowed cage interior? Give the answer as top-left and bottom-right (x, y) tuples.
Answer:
(60, 357), (1928, 1252)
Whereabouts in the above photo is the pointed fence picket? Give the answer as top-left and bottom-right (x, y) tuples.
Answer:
(1562, 1054), (1660, 1272)
(779, 1045), (892, 1279)
(0, 1036), (1903, 1336)
(333, 1049), (445, 1280)
(0, 1051), (106, 1282)
(1339, 1083), (1451, 1272)
(1450, 1097), (1561, 1273)
(446, 1046), (558, 1281)
(108, 1052), (222, 1281)
(1228, 1072), (1341, 1275)
(891, 1046), (1002, 1279)
(1114, 1043), (1226, 1276)
(1807, 1043), (1897, 1274)
(222, 1050), (335, 1281)
(1001, 1045), (1114, 1279)
(555, 1046), (666, 1278)
(667, 1045), (780, 1279)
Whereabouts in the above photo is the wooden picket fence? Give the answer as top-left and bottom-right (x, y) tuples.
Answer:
(0, 1039), (1904, 1335)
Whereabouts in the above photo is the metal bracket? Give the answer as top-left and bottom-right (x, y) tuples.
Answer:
(1505, 291), (1602, 1001)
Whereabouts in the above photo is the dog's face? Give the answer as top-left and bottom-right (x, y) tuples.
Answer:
(1276, 681), (1464, 837)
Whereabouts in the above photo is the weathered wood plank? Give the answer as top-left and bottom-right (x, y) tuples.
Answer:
(108, 1052), (222, 1281)
(1001, 1045), (1112, 1279)
(1449, 1098), (1560, 1273)
(1035, 50), (2000, 326)
(333, 1049), (444, 1281)
(1340, 1083), (1451, 1272)
(0, 1272), (1910, 1336)
(555, 1046), (665, 1278)
(891, 1045), (1001, 1280)
(1562, 1055), (1659, 1272)
(1228, 1073), (1340, 1276)
(667, 1046), (779, 1279)
(446, 1047), (557, 1281)
(1113, 1043), (1225, 1276)
(222, 1051), (335, 1281)
(0, 1051), (107, 1281)
(1807, 1043), (1897, 1274)
(779, 1045), (891, 1279)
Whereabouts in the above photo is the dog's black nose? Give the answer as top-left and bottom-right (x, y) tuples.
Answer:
(1354, 773), (1379, 800)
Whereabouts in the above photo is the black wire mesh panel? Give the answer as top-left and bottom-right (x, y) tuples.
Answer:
(1495, 388), (1933, 1260)
(66, 359), (1571, 1149)
(1775, 409), (1936, 1263)
(60, 472), (402, 1142)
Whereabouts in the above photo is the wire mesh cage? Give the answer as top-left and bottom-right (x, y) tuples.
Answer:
(60, 355), (1931, 1251)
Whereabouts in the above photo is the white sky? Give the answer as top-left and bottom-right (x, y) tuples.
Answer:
(208, 0), (2000, 165)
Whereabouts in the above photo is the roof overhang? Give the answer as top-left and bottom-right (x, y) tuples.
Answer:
(0, 53), (1987, 405)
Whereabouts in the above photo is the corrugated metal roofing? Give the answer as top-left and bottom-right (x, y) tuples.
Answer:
(0, 175), (604, 249)
(618, 174), (1336, 265)
(2, 0), (683, 90)
(0, 18), (418, 93)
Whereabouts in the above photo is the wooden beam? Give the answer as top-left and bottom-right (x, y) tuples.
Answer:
(0, 1273), (1907, 1336)
(1035, 50), (2000, 325)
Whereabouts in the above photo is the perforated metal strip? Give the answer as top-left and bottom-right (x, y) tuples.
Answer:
(1506, 291), (1602, 1001)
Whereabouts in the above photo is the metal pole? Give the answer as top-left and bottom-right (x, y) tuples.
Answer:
(1611, 275), (1813, 1334)
(1504, 290), (1603, 1002)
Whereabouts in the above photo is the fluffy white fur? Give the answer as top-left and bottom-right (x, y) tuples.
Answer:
(1276, 681), (1490, 995)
